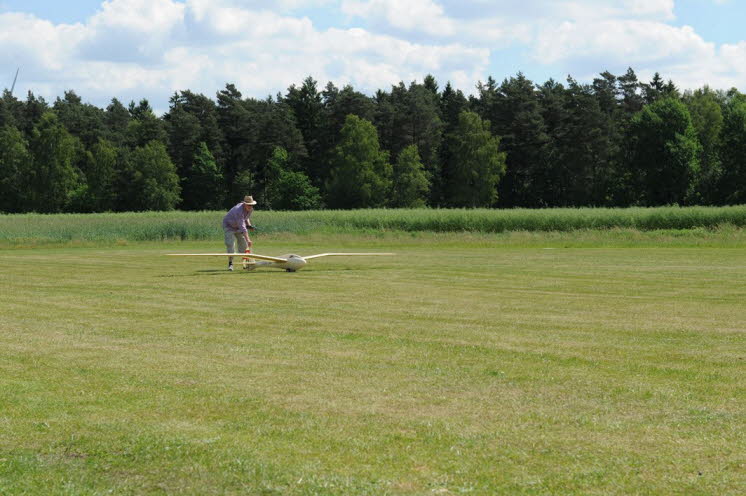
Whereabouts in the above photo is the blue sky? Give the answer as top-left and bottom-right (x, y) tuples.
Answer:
(2, 1), (745, 112)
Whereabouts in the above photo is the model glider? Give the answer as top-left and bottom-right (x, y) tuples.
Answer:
(167, 252), (394, 271)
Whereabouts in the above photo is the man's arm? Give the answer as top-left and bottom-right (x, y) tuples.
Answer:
(243, 212), (254, 248)
(243, 221), (252, 249)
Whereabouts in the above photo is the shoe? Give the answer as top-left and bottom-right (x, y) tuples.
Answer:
(228, 263), (234, 271)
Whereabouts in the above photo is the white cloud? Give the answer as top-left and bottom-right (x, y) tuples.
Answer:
(1, 0), (489, 111)
(2, 0), (746, 110)
(533, 21), (714, 66)
(626, 0), (675, 19)
(341, 0), (455, 36)
(0, 13), (86, 73)
(337, 0), (675, 48)
(197, 0), (337, 12)
(670, 40), (746, 91)
(524, 3), (746, 92)
(78, 0), (186, 64)
(508, 0), (675, 22)
(91, 0), (185, 33)
(189, 4), (315, 41)
(404, 0), (675, 23)
(720, 41), (746, 69)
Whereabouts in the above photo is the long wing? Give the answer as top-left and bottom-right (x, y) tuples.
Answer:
(167, 253), (288, 263)
(302, 252), (395, 260)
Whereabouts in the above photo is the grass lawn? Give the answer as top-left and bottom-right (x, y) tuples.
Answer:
(1, 232), (744, 494)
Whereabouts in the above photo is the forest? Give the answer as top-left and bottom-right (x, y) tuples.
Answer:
(1, 67), (745, 213)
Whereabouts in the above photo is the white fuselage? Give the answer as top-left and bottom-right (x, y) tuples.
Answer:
(245, 254), (307, 271)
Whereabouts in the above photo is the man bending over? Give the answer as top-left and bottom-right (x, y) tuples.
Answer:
(222, 195), (257, 271)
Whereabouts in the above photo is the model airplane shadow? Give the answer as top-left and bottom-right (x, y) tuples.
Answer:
(167, 252), (395, 272)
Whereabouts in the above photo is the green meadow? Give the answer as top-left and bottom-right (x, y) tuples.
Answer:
(0, 211), (744, 494)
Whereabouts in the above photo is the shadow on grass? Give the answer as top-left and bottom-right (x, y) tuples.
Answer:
(157, 266), (389, 278)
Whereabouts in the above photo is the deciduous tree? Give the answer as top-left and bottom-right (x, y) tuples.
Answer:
(0, 125), (30, 213)
(684, 87), (724, 204)
(391, 145), (430, 207)
(446, 111), (506, 207)
(117, 141), (181, 211)
(627, 98), (700, 205)
(182, 142), (224, 210)
(265, 147), (322, 210)
(719, 96), (746, 204)
(26, 112), (81, 212)
(327, 115), (391, 208)
(74, 138), (118, 212)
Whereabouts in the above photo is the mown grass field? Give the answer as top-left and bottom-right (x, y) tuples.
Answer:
(1, 225), (744, 494)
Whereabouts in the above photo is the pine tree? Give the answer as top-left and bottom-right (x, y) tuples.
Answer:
(563, 77), (618, 205)
(216, 84), (250, 201)
(284, 77), (327, 186)
(104, 98), (131, 147)
(536, 79), (566, 206)
(53, 90), (106, 148)
(374, 81), (442, 204)
(437, 82), (469, 206)
(19, 92), (49, 139)
(618, 67), (644, 116)
(127, 99), (167, 148)
(490, 73), (550, 207)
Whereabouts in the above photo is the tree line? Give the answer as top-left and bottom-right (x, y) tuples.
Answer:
(1, 68), (745, 213)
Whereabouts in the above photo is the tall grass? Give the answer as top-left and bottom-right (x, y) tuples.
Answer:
(1, 206), (745, 244)
(281, 205), (746, 232)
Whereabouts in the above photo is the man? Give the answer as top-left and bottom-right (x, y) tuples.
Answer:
(222, 195), (257, 271)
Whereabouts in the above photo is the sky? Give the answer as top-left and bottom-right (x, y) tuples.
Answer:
(1, 0), (745, 113)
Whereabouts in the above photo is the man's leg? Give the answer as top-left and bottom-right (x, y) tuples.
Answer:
(235, 233), (248, 253)
(224, 229), (236, 269)
(235, 234), (255, 270)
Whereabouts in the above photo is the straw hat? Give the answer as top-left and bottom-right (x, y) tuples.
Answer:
(243, 195), (257, 205)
